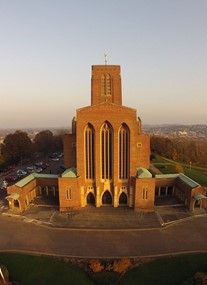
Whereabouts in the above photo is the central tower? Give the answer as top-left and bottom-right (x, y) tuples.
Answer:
(91, 65), (122, 105)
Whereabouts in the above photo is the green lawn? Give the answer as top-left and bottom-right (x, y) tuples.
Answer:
(151, 154), (207, 186)
(119, 254), (207, 285)
(0, 253), (95, 285)
(0, 253), (207, 285)
(1, 253), (207, 285)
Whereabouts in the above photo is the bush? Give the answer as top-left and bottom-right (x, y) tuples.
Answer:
(194, 272), (207, 285)
(112, 258), (132, 274)
(89, 259), (104, 273)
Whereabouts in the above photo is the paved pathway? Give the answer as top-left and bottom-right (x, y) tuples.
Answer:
(0, 214), (207, 258)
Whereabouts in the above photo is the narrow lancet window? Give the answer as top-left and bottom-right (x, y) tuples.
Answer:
(101, 122), (113, 179)
(119, 124), (129, 180)
(85, 124), (95, 179)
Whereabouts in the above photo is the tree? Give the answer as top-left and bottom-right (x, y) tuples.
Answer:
(34, 130), (55, 155)
(0, 154), (5, 166)
(175, 164), (184, 173)
(2, 130), (33, 164)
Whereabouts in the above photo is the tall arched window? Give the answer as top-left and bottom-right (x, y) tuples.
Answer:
(119, 124), (129, 180)
(101, 122), (113, 180)
(85, 124), (95, 179)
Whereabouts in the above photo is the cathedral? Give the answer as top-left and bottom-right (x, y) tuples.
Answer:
(59, 64), (154, 211)
(6, 64), (207, 213)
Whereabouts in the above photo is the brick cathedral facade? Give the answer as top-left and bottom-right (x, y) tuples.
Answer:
(59, 65), (155, 211)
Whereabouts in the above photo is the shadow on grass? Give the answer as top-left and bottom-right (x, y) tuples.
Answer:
(0, 253), (95, 285)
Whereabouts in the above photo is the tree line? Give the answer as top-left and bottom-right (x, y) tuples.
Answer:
(150, 136), (207, 165)
(0, 130), (64, 166)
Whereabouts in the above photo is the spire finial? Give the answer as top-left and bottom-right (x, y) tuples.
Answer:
(104, 53), (108, 65)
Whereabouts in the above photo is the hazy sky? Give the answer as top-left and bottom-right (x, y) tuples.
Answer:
(0, 0), (207, 129)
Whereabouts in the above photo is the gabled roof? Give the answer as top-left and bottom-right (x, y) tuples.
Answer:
(77, 101), (136, 113)
(62, 167), (77, 178)
(137, 167), (152, 178)
(178, 173), (200, 188)
(155, 173), (200, 188)
(6, 193), (20, 200)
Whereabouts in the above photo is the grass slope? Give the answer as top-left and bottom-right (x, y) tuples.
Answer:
(0, 253), (95, 285)
(119, 254), (207, 285)
(151, 154), (207, 186)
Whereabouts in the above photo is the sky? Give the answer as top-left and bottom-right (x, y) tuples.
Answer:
(0, 0), (207, 129)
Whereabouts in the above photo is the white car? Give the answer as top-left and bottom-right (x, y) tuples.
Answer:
(16, 169), (27, 176)
(27, 166), (35, 173)
(33, 167), (42, 173)
(52, 157), (59, 161)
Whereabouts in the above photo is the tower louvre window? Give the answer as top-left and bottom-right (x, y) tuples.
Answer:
(101, 74), (106, 96)
(101, 74), (111, 96)
(106, 74), (111, 95)
(85, 124), (95, 179)
(119, 124), (129, 180)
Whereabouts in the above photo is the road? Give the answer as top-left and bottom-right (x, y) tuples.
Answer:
(0, 215), (207, 258)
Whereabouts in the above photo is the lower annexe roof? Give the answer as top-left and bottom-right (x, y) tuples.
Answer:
(15, 173), (59, 188)
(155, 173), (200, 188)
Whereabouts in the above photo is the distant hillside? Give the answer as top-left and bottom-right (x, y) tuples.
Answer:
(143, 124), (207, 139)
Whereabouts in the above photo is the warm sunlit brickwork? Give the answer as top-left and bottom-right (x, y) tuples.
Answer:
(6, 64), (206, 213)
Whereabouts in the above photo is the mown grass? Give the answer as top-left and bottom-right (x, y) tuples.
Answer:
(119, 254), (207, 285)
(1, 253), (207, 285)
(151, 154), (207, 186)
(0, 253), (95, 285)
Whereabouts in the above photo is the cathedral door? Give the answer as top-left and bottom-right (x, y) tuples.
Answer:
(102, 191), (112, 205)
(119, 192), (127, 205)
(87, 192), (95, 205)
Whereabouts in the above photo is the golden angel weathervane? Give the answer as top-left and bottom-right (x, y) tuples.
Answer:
(104, 53), (108, 65)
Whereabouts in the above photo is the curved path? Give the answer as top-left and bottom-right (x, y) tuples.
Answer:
(0, 215), (207, 258)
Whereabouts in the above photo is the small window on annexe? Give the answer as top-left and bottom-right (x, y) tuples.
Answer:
(142, 187), (148, 200)
(66, 187), (72, 200)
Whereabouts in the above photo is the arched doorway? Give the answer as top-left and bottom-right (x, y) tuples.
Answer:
(87, 192), (95, 205)
(102, 191), (112, 205)
(14, 199), (20, 208)
(119, 192), (127, 205)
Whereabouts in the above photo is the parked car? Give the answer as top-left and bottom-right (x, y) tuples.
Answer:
(49, 154), (56, 159)
(56, 152), (63, 158)
(27, 166), (35, 173)
(0, 180), (8, 190)
(34, 161), (43, 167)
(5, 175), (19, 182)
(51, 157), (59, 161)
(16, 169), (27, 176)
(33, 167), (42, 173)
